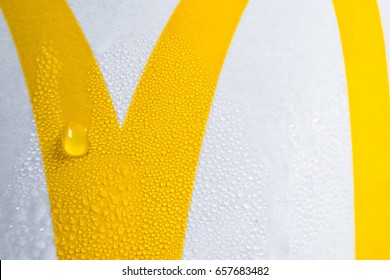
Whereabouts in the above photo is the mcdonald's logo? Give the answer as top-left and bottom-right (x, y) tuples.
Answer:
(0, 0), (389, 260)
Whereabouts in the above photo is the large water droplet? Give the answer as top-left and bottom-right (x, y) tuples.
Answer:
(61, 122), (89, 157)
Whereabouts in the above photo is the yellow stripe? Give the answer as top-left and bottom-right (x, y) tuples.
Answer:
(1, 0), (248, 259)
(333, 0), (390, 259)
(0, 0), (94, 129)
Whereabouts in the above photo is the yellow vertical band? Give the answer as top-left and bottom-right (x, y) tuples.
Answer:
(0, 0), (94, 129)
(0, 0), (248, 259)
(333, 0), (390, 259)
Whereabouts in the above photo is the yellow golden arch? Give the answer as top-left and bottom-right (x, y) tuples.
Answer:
(0, 0), (390, 259)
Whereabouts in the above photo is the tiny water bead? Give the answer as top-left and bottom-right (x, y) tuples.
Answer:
(61, 122), (89, 157)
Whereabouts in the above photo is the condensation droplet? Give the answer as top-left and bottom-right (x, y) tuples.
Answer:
(61, 122), (89, 157)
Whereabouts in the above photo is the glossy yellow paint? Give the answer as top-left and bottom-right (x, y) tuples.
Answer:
(0, 0), (248, 259)
(333, 0), (390, 259)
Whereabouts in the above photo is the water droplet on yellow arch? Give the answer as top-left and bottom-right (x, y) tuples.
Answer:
(61, 122), (89, 157)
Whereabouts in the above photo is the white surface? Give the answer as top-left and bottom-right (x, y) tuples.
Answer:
(0, 0), (356, 259)
(183, 0), (354, 259)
